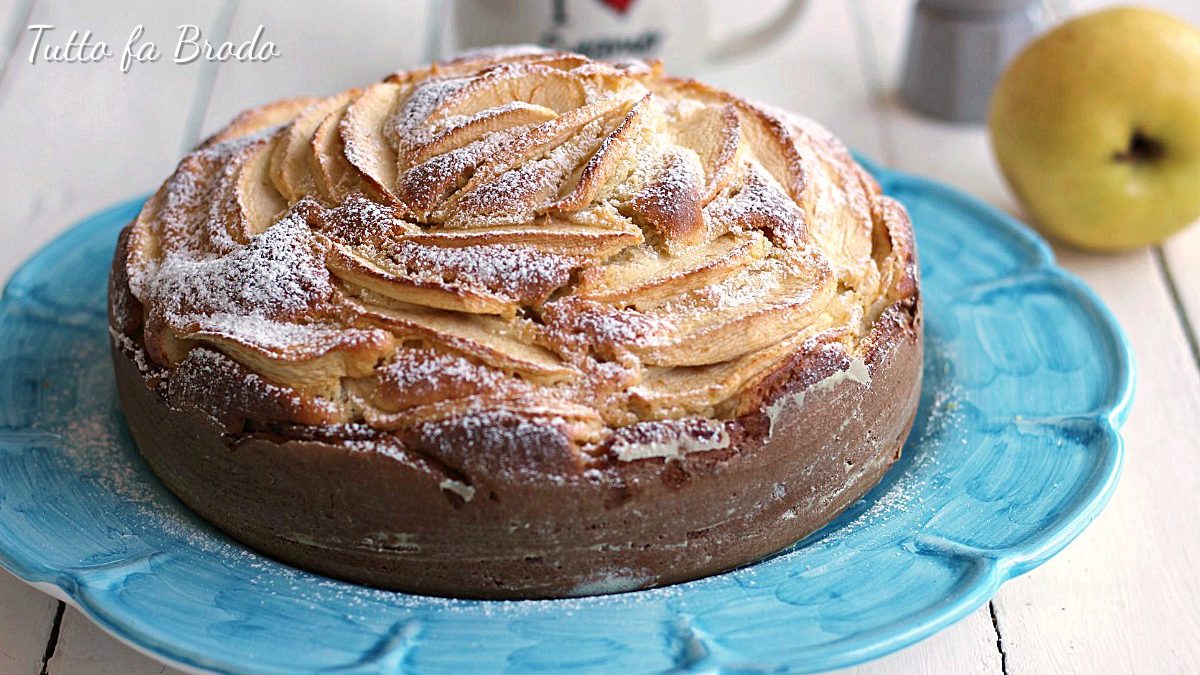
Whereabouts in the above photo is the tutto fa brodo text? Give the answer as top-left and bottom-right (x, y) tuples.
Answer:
(26, 24), (280, 73)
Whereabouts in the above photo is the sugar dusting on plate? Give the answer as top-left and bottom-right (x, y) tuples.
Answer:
(40, 317), (960, 617)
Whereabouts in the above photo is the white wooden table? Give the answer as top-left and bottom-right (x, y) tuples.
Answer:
(1, 1), (1197, 672)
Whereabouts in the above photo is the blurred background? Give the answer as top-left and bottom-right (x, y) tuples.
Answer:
(0, 1), (1197, 673)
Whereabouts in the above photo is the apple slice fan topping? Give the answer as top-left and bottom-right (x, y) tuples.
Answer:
(122, 50), (916, 456)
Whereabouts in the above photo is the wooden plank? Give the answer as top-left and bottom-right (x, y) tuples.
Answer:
(0, 573), (61, 675)
(0, 3), (67, 672)
(853, 1), (1200, 673)
(47, 608), (182, 675)
(0, 0), (35, 84)
(1162, 229), (1200, 366)
(0, 0), (225, 672)
(0, 0), (228, 284)
(842, 606), (1002, 674)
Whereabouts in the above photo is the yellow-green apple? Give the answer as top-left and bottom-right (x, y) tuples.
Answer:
(989, 8), (1200, 251)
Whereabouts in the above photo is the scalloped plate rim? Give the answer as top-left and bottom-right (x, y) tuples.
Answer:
(0, 159), (1134, 674)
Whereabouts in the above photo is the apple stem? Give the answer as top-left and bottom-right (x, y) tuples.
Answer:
(1114, 130), (1165, 164)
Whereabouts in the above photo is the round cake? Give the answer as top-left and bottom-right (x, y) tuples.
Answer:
(108, 50), (922, 599)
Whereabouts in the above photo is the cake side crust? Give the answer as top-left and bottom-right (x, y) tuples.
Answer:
(111, 285), (921, 599)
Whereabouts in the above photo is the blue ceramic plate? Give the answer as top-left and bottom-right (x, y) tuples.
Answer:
(0, 160), (1133, 674)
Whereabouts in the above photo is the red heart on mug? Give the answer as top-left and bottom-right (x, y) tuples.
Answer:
(599, 0), (636, 15)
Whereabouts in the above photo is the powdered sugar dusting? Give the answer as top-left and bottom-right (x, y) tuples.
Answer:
(438, 478), (476, 502)
(45, 339), (266, 565)
(766, 354), (872, 436)
(150, 210), (330, 320)
(121, 48), (915, 450)
(395, 130), (519, 212)
(452, 115), (615, 226)
(381, 240), (577, 303)
(608, 419), (730, 462)
(387, 76), (472, 151)
(706, 165), (807, 248)
(374, 349), (519, 410)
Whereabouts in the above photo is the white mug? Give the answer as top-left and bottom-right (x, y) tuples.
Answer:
(426, 0), (808, 75)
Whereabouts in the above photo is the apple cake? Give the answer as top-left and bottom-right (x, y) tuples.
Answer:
(108, 50), (922, 599)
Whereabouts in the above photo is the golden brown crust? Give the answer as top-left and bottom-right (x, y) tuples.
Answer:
(110, 49), (923, 597)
